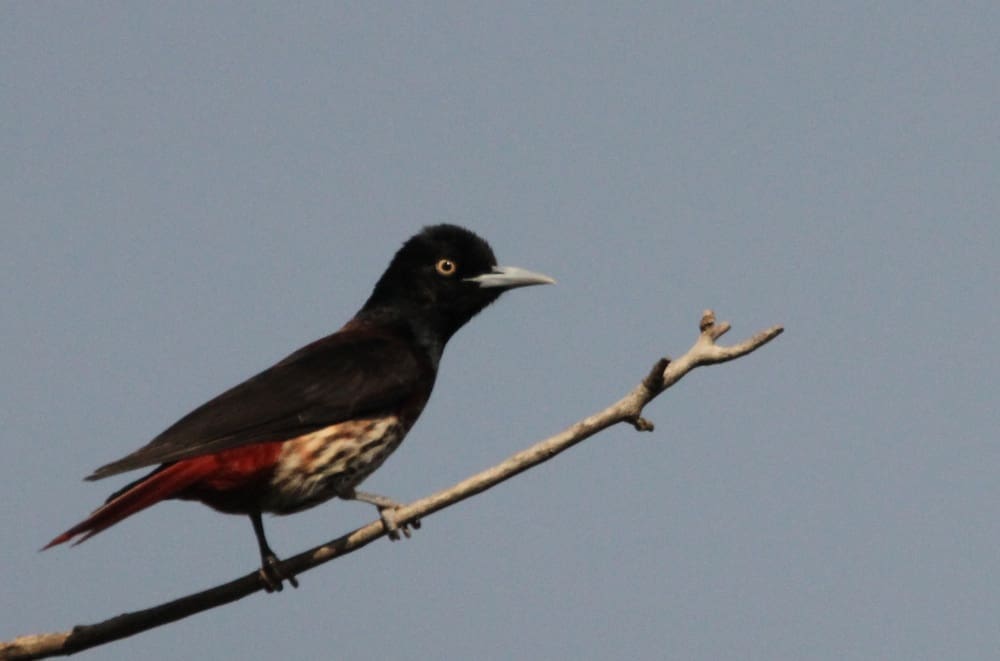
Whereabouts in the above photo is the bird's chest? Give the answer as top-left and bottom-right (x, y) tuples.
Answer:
(263, 415), (408, 514)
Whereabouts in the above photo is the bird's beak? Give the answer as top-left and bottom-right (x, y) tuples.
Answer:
(465, 265), (556, 289)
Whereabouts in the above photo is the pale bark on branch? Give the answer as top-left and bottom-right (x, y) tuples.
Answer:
(1, 310), (783, 660)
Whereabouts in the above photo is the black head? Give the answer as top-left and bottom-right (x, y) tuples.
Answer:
(358, 224), (554, 344)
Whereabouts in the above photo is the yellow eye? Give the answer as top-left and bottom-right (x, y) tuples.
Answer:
(435, 258), (457, 276)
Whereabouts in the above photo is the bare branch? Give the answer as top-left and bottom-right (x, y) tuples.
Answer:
(1, 310), (782, 660)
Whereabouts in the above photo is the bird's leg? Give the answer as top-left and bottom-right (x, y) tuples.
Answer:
(249, 511), (299, 592)
(342, 489), (421, 541)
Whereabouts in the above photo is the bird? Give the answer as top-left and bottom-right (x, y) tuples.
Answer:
(44, 224), (554, 591)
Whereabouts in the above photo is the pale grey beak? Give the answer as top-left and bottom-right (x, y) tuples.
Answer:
(465, 265), (556, 289)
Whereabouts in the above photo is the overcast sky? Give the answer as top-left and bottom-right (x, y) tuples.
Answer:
(3, 3), (998, 660)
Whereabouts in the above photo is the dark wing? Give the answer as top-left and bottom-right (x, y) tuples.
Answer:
(86, 328), (427, 480)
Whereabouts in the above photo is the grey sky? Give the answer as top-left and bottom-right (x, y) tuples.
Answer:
(3, 3), (997, 660)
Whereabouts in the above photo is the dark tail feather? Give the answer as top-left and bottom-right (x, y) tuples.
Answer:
(43, 458), (216, 550)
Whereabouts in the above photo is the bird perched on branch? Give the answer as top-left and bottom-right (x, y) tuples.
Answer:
(45, 224), (554, 590)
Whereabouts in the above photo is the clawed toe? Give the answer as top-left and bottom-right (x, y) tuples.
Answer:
(378, 507), (420, 541)
(260, 554), (299, 592)
(346, 490), (419, 541)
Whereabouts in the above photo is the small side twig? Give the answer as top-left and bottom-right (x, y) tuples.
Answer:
(1, 309), (782, 661)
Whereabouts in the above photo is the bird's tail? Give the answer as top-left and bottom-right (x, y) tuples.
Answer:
(43, 459), (217, 549)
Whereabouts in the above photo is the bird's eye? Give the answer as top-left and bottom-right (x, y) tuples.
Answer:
(435, 259), (458, 276)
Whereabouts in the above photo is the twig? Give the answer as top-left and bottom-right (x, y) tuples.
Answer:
(1, 310), (782, 660)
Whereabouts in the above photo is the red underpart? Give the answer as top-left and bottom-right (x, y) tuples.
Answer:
(43, 442), (285, 549)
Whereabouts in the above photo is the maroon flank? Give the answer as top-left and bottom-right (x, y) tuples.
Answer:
(45, 225), (554, 591)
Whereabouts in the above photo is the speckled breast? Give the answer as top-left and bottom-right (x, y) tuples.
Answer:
(263, 415), (408, 514)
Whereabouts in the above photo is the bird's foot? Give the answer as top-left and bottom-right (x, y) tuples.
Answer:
(377, 505), (422, 541)
(259, 552), (299, 593)
(348, 490), (421, 541)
